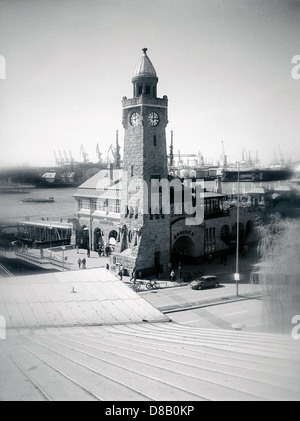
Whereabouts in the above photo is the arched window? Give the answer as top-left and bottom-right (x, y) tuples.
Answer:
(220, 225), (230, 245)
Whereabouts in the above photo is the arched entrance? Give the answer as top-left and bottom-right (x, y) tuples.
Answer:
(172, 235), (195, 263)
(108, 230), (118, 252)
(79, 225), (89, 249)
(245, 220), (254, 242)
(94, 228), (103, 251)
(220, 224), (230, 245)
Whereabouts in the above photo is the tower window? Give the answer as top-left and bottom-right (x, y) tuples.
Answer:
(153, 135), (157, 146)
(145, 85), (150, 94)
(138, 86), (142, 95)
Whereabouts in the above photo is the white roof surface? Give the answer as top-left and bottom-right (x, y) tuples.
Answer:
(0, 268), (299, 401)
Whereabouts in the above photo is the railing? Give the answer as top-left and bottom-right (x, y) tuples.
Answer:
(15, 251), (72, 271)
(0, 263), (14, 277)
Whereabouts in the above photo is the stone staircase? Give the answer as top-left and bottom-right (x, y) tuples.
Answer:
(1, 323), (299, 401)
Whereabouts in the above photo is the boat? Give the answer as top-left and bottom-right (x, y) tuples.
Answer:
(21, 197), (54, 203)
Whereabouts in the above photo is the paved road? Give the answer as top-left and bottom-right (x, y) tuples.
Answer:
(167, 297), (269, 332)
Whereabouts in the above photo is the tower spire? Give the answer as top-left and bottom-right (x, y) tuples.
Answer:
(132, 48), (158, 98)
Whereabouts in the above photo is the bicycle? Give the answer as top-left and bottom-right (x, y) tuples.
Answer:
(129, 280), (141, 292)
(146, 280), (160, 290)
(173, 278), (187, 286)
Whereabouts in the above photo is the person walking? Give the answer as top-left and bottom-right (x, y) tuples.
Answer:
(130, 267), (136, 282)
(178, 262), (182, 279)
(78, 258), (82, 269)
(119, 264), (123, 281)
(82, 257), (86, 269)
(170, 269), (176, 282)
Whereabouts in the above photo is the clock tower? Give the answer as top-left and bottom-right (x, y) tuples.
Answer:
(117, 48), (171, 276)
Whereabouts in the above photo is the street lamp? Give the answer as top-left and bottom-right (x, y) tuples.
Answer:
(89, 198), (93, 252)
(62, 246), (66, 271)
(49, 224), (52, 249)
(235, 161), (240, 296)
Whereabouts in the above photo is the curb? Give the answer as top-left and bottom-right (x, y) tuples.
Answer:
(157, 293), (263, 314)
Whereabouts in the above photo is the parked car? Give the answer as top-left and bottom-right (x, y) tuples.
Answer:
(190, 275), (219, 290)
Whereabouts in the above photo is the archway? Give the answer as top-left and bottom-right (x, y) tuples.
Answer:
(172, 235), (195, 263)
(108, 230), (118, 252)
(245, 220), (254, 242)
(94, 227), (103, 251)
(79, 225), (89, 249)
(220, 224), (230, 245)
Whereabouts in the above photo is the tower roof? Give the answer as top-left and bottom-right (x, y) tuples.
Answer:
(133, 48), (157, 79)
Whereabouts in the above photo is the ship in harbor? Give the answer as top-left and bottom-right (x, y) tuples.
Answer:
(0, 183), (34, 194)
(21, 196), (54, 203)
(221, 165), (294, 182)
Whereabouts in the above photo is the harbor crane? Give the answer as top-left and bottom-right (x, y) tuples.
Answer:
(53, 151), (60, 166)
(221, 140), (227, 170)
(80, 145), (89, 163)
(96, 143), (103, 163)
(63, 150), (70, 164)
(69, 150), (75, 164)
(58, 150), (65, 164)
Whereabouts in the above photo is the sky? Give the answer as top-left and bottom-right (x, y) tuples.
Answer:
(0, 0), (299, 168)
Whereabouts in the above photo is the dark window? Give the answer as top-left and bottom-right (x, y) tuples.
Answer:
(131, 165), (134, 177)
(153, 135), (157, 146)
(146, 85), (150, 94)
(138, 86), (142, 95)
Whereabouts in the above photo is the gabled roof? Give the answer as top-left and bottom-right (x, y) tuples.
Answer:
(73, 169), (122, 199)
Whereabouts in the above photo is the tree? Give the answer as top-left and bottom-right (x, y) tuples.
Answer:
(257, 214), (300, 333)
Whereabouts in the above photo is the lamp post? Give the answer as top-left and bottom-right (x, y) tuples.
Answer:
(201, 222), (206, 263)
(235, 161), (240, 296)
(89, 199), (93, 252)
(62, 245), (66, 271)
(49, 224), (52, 249)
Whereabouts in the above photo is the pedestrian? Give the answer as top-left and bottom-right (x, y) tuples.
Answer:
(170, 269), (176, 282)
(119, 264), (123, 280)
(76, 245), (79, 254)
(178, 262), (182, 279)
(78, 258), (82, 268)
(82, 257), (86, 269)
(87, 247), (90, 258)
(130, 267), (136, 282)
(106, 263), (109, 270)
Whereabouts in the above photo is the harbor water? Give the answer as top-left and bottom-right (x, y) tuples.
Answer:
(0, 187), (78, 222)
(0, 179), (290, 222)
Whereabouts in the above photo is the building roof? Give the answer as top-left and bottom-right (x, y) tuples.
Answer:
(133, 48), (157, 79)
(0, 269), (299, 401)
(73, 169), (122, 199)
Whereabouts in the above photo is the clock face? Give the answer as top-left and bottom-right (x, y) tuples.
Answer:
(130, 112), (140, 126)
(148, 111), (159, 126)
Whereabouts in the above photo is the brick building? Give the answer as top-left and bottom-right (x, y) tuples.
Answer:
(73, 49), (258, 276)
